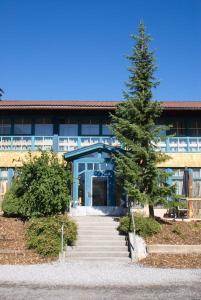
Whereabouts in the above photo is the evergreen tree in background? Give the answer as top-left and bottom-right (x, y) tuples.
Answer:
(111, 22), (176, 217)
(0, 88), (4, 100)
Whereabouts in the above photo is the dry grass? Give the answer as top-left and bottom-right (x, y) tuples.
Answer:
(141, 253), (201, 269)
(145, 220), (201, 245)
(141, 220), (201, 269)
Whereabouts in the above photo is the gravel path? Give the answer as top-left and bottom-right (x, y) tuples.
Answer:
(0, 261), (201, 287)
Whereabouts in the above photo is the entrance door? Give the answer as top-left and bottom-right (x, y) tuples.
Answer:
(92, 176), (107, 206)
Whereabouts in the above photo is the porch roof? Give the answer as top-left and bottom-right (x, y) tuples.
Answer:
(64, 143), (123, 161)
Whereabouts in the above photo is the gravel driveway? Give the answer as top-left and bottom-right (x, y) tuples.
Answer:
(0, 261), (200, 287)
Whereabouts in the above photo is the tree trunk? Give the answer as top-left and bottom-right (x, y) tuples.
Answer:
(149, 204), (154, 218)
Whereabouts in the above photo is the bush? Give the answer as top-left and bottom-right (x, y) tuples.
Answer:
(2, 182), (22, 216)
(118, 213), (161, 237)
(2, 151), (72, 218)
(26, 215), (77, 257)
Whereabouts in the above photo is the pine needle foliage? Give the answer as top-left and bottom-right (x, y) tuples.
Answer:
(111, 22), (176, 217)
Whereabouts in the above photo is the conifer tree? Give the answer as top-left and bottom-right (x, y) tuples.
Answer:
(0, 88), (4, 100)
(111, 22), (176, 217)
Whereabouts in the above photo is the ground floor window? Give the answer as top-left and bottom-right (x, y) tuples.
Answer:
(172, 168), (201, 197)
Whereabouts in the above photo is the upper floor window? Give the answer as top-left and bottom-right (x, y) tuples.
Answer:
(102, 124), (112, 135)
(60, 124), (78, 136)
(14, 118), (31, 135)
(0, 119), (11, 135)
(169, 120), (187, 136)
(35, 118), (53, 136)
(188, 120), (201, 136)
(81, 124), (99, 135)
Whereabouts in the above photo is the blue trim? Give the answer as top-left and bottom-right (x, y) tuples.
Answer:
(72, 162), (79, 208)
(66, 144), (118, 207)
(166, 168), (173, 185)
(53, 135), (59, 152)
(7, 168), (14, 187)
(64, 143), (123, 160)
(2, 135), (201, 153)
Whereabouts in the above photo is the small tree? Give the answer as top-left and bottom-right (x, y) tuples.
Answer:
(3, 151), (72, 218)
(0, 88), (4, 100)
(111, 22), (176, 217)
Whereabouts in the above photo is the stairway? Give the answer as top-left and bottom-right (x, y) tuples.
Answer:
(65, 216), (130, 262)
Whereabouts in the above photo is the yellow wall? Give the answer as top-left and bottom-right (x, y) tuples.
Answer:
(0, 152), (64, 167)
(1, 151), (201, 168)
(158, 153), (201, 168)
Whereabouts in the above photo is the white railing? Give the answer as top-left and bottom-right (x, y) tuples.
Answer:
(1, 136), (201, 152)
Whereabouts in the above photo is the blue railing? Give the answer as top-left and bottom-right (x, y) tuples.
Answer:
(0, 136), (120, 152)
(158, 137), (201, 153)
(1, 136), (201, 152)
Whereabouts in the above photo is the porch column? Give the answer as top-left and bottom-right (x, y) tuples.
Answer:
(72, 162), (79, 208)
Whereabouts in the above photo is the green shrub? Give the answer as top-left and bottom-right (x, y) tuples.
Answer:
(118, 213), (161, 237)
(2, 151), (72, 218)
(2, 182), (22, 216)
(26, 215), (77, 257)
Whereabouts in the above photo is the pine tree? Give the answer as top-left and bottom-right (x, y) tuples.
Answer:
(0, 88), (4, 100)
(111, 22), (176, 217)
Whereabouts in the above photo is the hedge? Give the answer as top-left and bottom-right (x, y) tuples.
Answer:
(26, 215), (77, 257)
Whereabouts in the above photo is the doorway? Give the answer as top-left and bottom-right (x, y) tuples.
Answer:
(92, 176), (107, 206)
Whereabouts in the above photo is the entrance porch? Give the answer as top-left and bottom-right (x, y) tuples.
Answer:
(64, 143), (127, 216)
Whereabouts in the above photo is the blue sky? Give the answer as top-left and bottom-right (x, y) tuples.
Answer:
(0, 0), (200, 101)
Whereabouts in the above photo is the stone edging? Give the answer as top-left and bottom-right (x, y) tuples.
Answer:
(147, 244), (201, 254)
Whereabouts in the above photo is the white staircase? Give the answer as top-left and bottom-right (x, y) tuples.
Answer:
(65, 216), (130, 262)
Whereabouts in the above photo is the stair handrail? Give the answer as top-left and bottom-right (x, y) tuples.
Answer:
(129, 202), (138, 261)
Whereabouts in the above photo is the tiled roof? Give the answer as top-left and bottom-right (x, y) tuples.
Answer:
(163, 101), (201, 110)
(0, 100), (118, 110)
(0, 100), (201, 111)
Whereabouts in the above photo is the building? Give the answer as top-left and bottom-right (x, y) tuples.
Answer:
(1, 100), (201, 217)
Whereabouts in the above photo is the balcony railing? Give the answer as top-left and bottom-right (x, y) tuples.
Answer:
(0, 136), (120, 152)
(1, 136), (201, 152)
(157, 137), (201, 153)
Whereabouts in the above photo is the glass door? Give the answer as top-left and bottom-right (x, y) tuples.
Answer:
(92, 176), (107, 206)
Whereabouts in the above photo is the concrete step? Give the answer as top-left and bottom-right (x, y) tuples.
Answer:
(78, 225), (118, 229)
(77, 235), (126, 241)
(73, 217), (118, 224)
(76, 240), (126, 246)
(70, 246), (127, 251)
(77, 223), (118, 228)
(66, 216), (129, 262)
(75, 223), (119, 227)
(65, 256), (130, 262)
(66, 251), (129, 258)
(78, 230), (119, 236)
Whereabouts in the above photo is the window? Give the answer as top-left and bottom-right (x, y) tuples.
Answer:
(14, 119), (31, 135)
(172, 168), (201, 197)
(60, 124), (78, 136)
(94, 163), (99, 171)
(188, 120), (197, 136)
(35, 118), (53, 136)
(87, 163), (93, 170)
(0, 168), (8, 178)
(78, 163), (85, 173)
(82, 124), (99, 135)
(102, 124), (112, 135)
(0, 119), (11, 135)
(169, 121), (187, 136)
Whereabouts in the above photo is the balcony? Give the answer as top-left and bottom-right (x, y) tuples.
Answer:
(157, 137), (201, 153)
(0, 136), (201, 153)
(0, 136), (120, 152)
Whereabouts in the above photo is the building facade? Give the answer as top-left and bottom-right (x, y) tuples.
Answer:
(1, 100), (201, 217)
